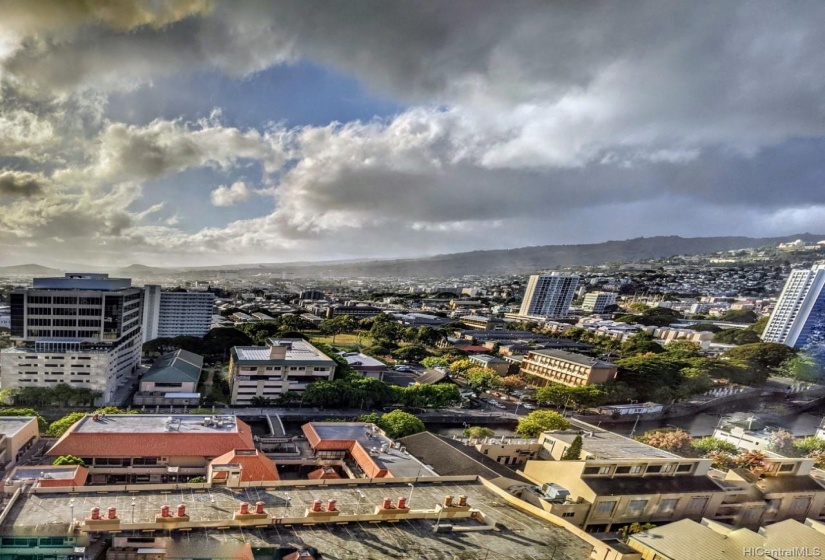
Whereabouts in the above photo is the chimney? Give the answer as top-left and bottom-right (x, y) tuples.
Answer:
(269, 344), (287, 360)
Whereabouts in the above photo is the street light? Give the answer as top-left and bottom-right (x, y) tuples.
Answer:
(131, 497), (136, 523)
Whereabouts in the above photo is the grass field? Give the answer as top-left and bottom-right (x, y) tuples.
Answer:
(308, 333), (371, 350)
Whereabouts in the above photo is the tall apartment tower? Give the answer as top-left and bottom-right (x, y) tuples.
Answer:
(762, 264), (825, 356)
(141, 286), (215, 343)
(519, 273), (580, 318)
(1, 273), (143, 404)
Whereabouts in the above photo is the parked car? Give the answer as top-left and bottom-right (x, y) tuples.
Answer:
(521, 403), (537, 410)
(394, 365), (414, 372)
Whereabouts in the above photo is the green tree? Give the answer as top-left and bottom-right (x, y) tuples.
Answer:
(463, 426), (495, 439)
(369, 314), (402, 345)
(780, 353), (825, 382)
(719, 309), (759, 323)
(47, 412), (87, 437)
(794, 436), (825, 455)
(516, 410), (570, 438)
(53, 455), (85, 466)
(725, 343), (796, 371)
(665, 341), (701, 359)
(377, 410), (425, 438)
(449, 359), (474, 376)
(421, 356), (450, 369)
(501, 375), (526, 395)
(392, 345), (429, 363)
(465, 368), (503, 396)
(561, 435), (583, 460)
(691, 436), (738, 456)
(621, 332), (665, 356)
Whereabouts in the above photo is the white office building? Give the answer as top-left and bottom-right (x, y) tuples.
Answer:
(519, 273), (580, 318)
(228, 338), (336, 405)
(763, 264), (825, 357)
(141, 286), (215, 343)
(0, 273), (143, 404)
(582, 292), (618, 314)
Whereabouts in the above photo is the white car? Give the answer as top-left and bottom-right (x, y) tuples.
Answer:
(521, 403), (537, 410)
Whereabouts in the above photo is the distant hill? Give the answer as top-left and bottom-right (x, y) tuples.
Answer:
(241, 234), (824, 277)
(0, 264), (61, 276)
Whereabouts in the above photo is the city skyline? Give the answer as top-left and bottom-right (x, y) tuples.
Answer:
(2, 2), (825, 267)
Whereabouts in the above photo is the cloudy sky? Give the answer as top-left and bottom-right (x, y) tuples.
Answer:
(1, 1), (825, 267)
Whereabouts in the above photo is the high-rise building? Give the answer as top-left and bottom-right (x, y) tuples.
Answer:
(581, 292), (618, 314)
(141, 286), (215, 343)
(762, 264), (825, 358)
(519, 273), (580, 317)
(1, 273), (143, 404)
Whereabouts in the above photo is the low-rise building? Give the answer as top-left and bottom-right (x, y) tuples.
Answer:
(132, 349), (203, 407)
(228, 339), (336, 405)
(0, 416), (40, 470)
(302, 422), (436, 479)
(46, 414), (255, 484)
(628, 517), (825, 560)
(338, 351), (388, 380)
(582, 292), (618, 314)
(520, 349), (618, 386)
(459, 315), (505, 331)
(467, 354), (511, 375)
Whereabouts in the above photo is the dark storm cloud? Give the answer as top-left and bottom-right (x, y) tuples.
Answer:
(0, 171), (46, 197)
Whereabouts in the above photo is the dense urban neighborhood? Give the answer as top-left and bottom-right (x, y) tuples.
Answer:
(0, 238), (824, 559)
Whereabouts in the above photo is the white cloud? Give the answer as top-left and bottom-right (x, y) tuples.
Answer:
(210, 181), (253, 206)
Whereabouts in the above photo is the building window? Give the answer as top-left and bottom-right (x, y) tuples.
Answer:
(676, 464), (692, 473)
(778, 463), (794, 473)
(583, 466), (611, 475)
(790, 497), (811, 513)
(625, 500), (648, 517)
(595, 501), (616, 517)
(646, 465), (662, 473)
(657, 499), (678, 516)
(686, 497), (708, 513)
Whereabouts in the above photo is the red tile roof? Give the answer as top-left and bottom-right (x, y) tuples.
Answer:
(47, 418), (255, 459)
(209, 449), (279, 482)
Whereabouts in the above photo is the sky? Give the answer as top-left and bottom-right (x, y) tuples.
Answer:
(1, 1), (825, 268)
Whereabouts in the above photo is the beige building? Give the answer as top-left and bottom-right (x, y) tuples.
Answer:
(0, 416), (40, 470)
(520, 349), (617, 386)
(467, 354), (511, 376)
(628, 517), (825, 560)
(465, 437), (542, 467)
(519, 429), (825, 533)
(228, 338), (336, 405)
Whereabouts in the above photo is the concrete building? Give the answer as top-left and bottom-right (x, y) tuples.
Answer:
(459, 315), (506, 331)
(46, 414), (256, 484)
(521, 429), (825, 533)
(141, 286), (215, 343)
(0, 416), (40, 471)
(628, 517), (825, 560)
(326, 305), (382, 319)
(228, 338), (336, 405)
(582, 292), (618, 314)
(132, 349), (204, 407)
(467, 354), (511, 375)
(2, 273), (143, 404)
(520, 349), (618, 386)
(338, 351), (388, 380)
(763, 264), (825, 359)
(519, 273), (580, 318)
(302, 422), (436, 478)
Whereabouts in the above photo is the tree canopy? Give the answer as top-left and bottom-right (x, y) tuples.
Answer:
(515, 410), (570, 438)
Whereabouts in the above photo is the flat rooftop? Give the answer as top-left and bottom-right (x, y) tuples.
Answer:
(0, 416), (36, 436)
(310, 423), (438, 478)
(527, 349), (615, 368)
(549, 430), (680, 460)
(2, 482), (593, 559)
(72, 414), (240, 434)
(233, 339), (334, 364)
